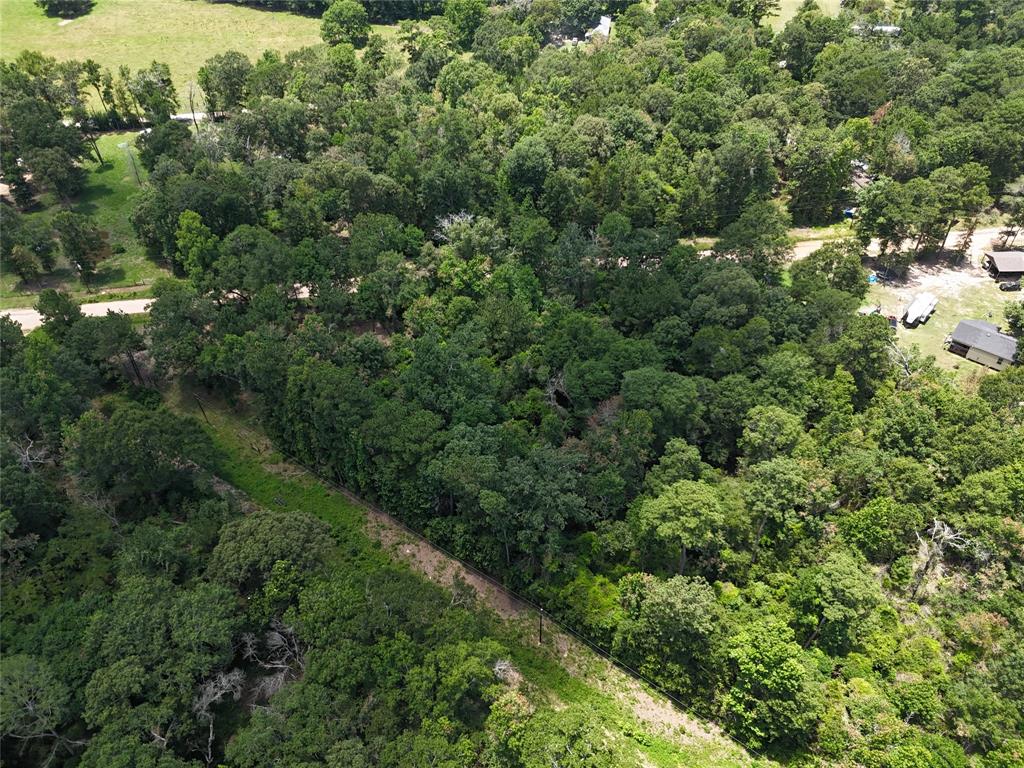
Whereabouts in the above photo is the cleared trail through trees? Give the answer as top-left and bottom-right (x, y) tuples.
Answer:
(188, 391), (768, 767)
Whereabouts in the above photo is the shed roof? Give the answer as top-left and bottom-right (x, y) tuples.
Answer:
(950, 320), (1018, 361)
(985, 251), (1024, 272)
(586, 15), (612, 38)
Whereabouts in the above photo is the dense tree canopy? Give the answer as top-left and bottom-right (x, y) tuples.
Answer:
(4, 0), (1024, 765)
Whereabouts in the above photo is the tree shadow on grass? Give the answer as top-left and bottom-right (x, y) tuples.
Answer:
(89, 265), (127, 291)
(39, 0), (95, 20)
(6, 267), (78, 296)
(74, 180), (118, 217)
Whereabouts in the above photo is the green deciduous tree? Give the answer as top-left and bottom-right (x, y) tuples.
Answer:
(714, 121), (778, 225)
(714, 199), (792, 280)
(322, 0), (371, 47)
(137, 119), (194, 171)
(127, 62), (178, 122)
(208, 509), (333, 594)
(0, 654), (69, 745)
(1004, 300), (1024, 339)
(198, 50), (252, 114)
(7, 244), (41, 284)
(502, 135), (553, 200)
(64, 402), (215, 510)
(444, 0), (487, 49)
(613, 572), (722, 692)
(785, 127), (855, 226)
(790, 239), (867, 299)
(52, 211), (106, 283)
(723, 617), (822, 749)
(790, 550), (881, 652)
(633, 480), (725, 573)
(175, 210), (220, 281)
(738, 405), (806, 465)
(839, 496), (923, 563)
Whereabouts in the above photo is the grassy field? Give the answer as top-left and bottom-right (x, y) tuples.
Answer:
(770, 0), (843, 29)
(167, 383), (767, 768)
(1, 0), (321, 107)
(0, 131), (172, 310)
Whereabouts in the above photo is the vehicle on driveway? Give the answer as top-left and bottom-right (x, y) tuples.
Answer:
(999, 280), (1021, 292)
(902, 292), (938, 327)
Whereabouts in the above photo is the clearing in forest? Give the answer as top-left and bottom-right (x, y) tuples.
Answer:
(169, 384), (770, 768)
(0, 131), (171, 309)
(0, 0), (321, 106)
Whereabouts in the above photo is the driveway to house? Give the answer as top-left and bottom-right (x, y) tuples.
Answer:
(788, 226), (1009, 263)
(3, 298), (152, 332)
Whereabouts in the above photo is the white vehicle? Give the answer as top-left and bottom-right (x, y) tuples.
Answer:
(902, 292), (938, 327)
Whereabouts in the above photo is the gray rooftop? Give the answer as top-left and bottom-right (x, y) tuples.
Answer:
(950, 320), (1018, 361)
(985, 251), (1024, 272)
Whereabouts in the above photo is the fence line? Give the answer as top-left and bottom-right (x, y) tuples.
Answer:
(191, 393), (767, 762)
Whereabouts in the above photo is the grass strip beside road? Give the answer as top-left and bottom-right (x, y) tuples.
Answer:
(167, 383), (765, 768)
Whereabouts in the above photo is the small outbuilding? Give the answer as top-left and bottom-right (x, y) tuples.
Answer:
(585, 15), (612, 41)
(983, 251), (1024, 278)
(946, 320), (1018, 371)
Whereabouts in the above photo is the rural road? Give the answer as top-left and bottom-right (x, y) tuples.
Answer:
(2, 227), (1011, 333)
(3, 298), (152, 332)
(789, 226), (1008, 263)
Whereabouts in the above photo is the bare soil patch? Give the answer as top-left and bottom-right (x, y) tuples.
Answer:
(364, 509), (526, 621)
(363, 504), (733, 750)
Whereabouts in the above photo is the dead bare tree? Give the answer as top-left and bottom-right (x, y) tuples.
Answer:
(911, 519), (971, 599)
(435, 211), (475, 242)
(887, 337), (914, 381)
(9, 436), (50, 470)
(239, 620), (305, 707)
(192, 669), (245, 766)
(188, 81), (201, 133)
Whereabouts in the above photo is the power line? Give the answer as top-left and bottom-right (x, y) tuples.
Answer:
(190, 392), (768, 762)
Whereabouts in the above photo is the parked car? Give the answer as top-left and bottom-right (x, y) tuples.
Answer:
(999, 280), (1021, 292)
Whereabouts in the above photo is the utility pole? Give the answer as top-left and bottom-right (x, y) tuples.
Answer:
(538, 608), (543, 645)
(125, 143), (141, 185)
(194, 395), (210, 424)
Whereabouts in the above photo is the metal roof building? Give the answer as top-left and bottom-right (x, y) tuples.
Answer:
(983, 251), (1024, 276)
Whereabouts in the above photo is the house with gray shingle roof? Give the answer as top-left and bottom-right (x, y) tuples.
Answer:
(946, 320), (1018, 371)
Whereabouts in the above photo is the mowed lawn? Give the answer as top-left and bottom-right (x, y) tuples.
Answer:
(0, 131), (172, 309)
(1, 0), (322, 107)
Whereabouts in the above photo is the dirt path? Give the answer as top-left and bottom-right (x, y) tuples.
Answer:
(787, 225), (1007, 264)
(251, 442), (750, 759)
(3, 297), (152, 332)
(349, 481), (741, 756)
(364, 508), (528, 621)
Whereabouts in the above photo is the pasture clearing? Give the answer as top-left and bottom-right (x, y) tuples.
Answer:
(770, 0), (843, 29)
(1, 0), (321, 106)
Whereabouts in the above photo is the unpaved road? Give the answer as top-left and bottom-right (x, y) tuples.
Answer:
(345, 481), (743, 757)
(251, 450), (748, 761)
(3, 298), (152, 332)
(788, 226), (1008, 264)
